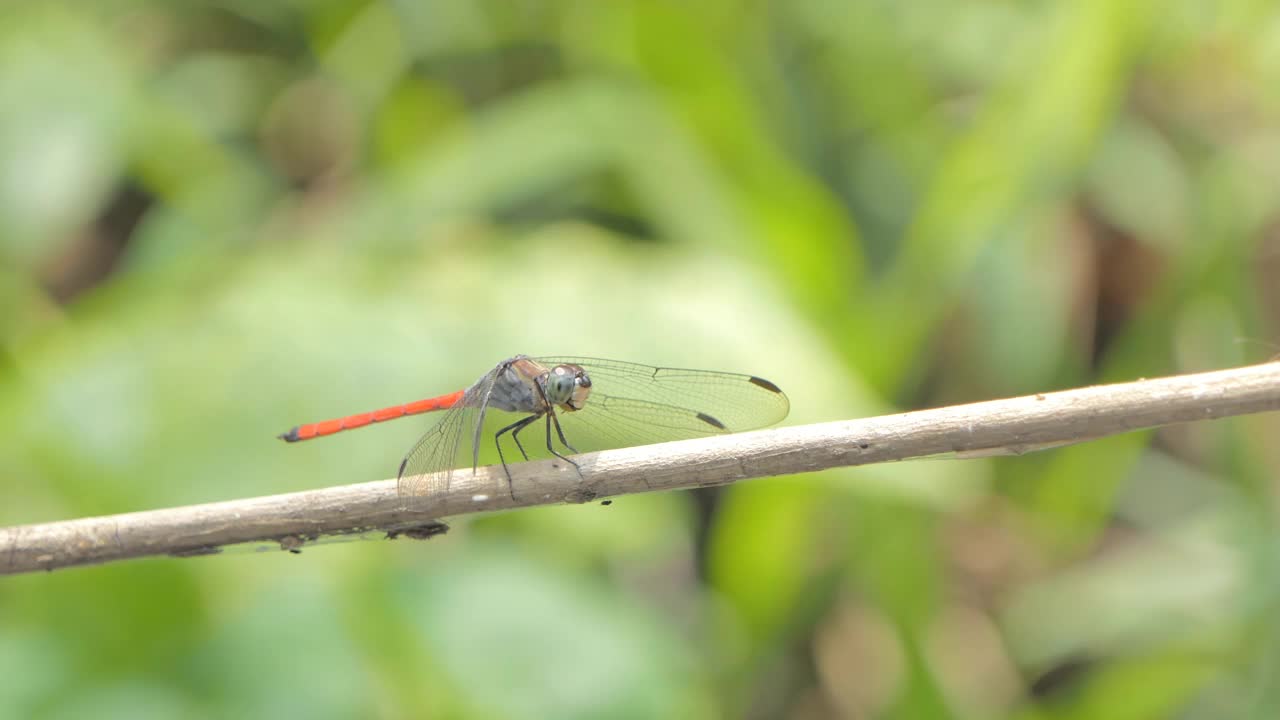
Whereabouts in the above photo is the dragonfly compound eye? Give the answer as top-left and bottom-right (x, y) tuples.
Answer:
(546, 367), (578, 404)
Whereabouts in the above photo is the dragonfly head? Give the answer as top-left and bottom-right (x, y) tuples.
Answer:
(546, 363), (591, 411)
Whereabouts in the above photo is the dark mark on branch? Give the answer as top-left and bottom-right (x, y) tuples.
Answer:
(278, 534), (317, 554)
(565, 487), (597, 504)
(386, 522), (450, 541)
(169, 545), (224, 558)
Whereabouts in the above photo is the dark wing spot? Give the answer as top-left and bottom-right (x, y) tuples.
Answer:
(696, 412), (727, 430)
(748, 376), (783, 394)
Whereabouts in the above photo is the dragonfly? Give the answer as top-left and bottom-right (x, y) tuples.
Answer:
(279, 355), (789, 502)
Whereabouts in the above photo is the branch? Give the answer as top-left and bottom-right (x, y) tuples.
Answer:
(5, 362), (1280, 576)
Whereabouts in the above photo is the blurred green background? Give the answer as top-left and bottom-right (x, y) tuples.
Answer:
(3, 1), (1280, 718)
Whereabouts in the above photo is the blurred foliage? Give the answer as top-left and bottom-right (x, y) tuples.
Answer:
(2, 0), (1280, 718)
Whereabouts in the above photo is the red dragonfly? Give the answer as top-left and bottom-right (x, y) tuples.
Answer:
(280, 355), (789, 500)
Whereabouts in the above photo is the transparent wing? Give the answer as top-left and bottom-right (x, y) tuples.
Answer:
(396, 368), (503, 501)
(533, 356), (790, 453)
(394, 403), (475, 501)
(396, 357), (790, 500)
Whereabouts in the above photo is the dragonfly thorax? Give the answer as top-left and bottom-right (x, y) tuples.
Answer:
(544, 363), (591, 411)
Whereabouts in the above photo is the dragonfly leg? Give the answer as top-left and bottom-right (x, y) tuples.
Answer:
(526, 371), (581, 473)
(494, 413), (541, 500)
(544, 411), (581, 472)
(549, 411), (579, 454)
(508, 417), (541, 462)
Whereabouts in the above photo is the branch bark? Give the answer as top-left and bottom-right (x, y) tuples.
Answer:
(5, 362), (1280, 576)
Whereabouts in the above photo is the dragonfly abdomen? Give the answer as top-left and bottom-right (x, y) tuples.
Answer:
(278, 390), (466, 442)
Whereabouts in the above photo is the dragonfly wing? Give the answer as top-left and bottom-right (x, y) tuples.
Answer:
(396, 367), (505, 501)
(398, 357), (788, 496)
(548, 394), (744, 454)
(529, 357), (789, 456)
(534, 357), (790, 434)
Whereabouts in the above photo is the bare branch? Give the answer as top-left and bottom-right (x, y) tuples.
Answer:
(4, 362), (1279, 576)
